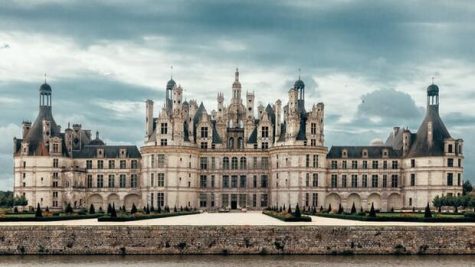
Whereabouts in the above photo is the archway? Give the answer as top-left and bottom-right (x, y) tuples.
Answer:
(124, 194), (141, 211)
(347, 193), (362, 211)
(367, 193), (381, 211)
(387, 193), (403, 211)
(87, 194), (103, 210)
(107, 194), (120, 209)
(325, 193), (341, 212)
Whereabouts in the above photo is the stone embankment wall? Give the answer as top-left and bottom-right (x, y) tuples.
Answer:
(0, 225), (474, 255)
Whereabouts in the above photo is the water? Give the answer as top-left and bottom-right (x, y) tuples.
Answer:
(0, 255), (473, 267)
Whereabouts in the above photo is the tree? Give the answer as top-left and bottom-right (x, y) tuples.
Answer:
(337, 203), (343, 214)
(424, 203), (432, 218)
(13, 195), (28, 207)
(294, 204), (301, 218)
(45, 206), (49, 212)
(432, 195), (443, 213)
(111, 203), (117, 218)
(328, 204), (332, 213)
(89, 204), (95, 214)
(287, 205), (292, 214)
(157, 205), (162, 213)
(146, 204), (151, 214)
(35, 203), (42, 218)
(320, 206), (323, 213)
(463, 180), (473, 195)
(350, 202), (356, 214)
(369, 203), (376, 217)
(174, 206), (178, 213)
(131, 203), (137, 214)
(65, 203), (73, 214)
(107, 203), (112, 214)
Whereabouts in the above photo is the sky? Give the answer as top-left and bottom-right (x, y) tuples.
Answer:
(0, 0), (474, 190)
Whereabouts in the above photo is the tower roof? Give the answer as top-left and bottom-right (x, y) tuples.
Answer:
(294, 79), (305, 90)
(427, 83), (439, 96)
(88, 131), (106, 146)
(166, 78), (176, 91)
(40, 82), (52, 93)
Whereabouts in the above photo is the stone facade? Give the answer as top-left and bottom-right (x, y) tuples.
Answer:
(13, 70), (463, 212)
(0, 225), (474, 255)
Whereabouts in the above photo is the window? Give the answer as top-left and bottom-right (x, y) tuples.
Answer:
(261, 175), (268, 188)
(341, 175), (347, 187)
(222, 194), (229, 208)
(371, 175), (378, 188)
(131, 174), (138, 188)
(228, 138), (234, 149)
(252, 194), (257, 207)
(342, 161), (347, 169)
(312, 193), (318, 207)
(383, 175), (387, 188)
(261, 157), (269, 169)
(200, 157), (208, 170)
(262, 142), (268, 149)
(239, 194), (247, 208)
(120, 160), (126, 169)
(119, 175), (126, 188)
(448, 144), (453, 153)
(52, 181), (58, 188)
(313, 155), (318, 168)
(53, 158), (59, 168)
(331, 175), (337, 188)
(409, 198), (412, 206)
(87, 175), (93, 188)
(160, 139), (167, 146)
(260, 194), (268, 207)
(392, 161), (398, 169)
(109, 160), (115, 169)
(306, 155), (310, 168)
(131, 160), (138, 169)
(210, 193), (215, 207)
(253, 176), (257, 188)
(372, 161), (378, 169)
(231, 157), (238, 169)
(311, 123), (317, 135)
(199, 193), (207, 207)
(53, 143), (59, 153)
(447, 173), (453, 186)
(200, 175), (207, 188)
(410, 174), (416, 186)
(262, 126), (269, 138)
(352, 161), (358, 169)
(240, 157), (247, 169)
(160, 123), (167, 134)
(211, 175), (215, 188)
(458, 173), (461, 186)
(200, 142), (208, 149)
(305, 193), (310, 207)
(253, 157), (258, 169)
(211, 157), (216, 170)
(150, 173), (155, 187)
(96, 160), (103, 169)
(108, 175), (115, 188)
(158, 173), (164, 187)
(362, 175), (368, 188)
(223, 157), (229, 169)
(201, 127), (208, 138)
(312, 174), (318, 187)
(222, 176), (229, 188)
(86, 160), (92, 169)
(411, 159), (415, 168)
(238, 137), (244, 149)
(240, 175), (247, 188)
(351, 175), (358, 188)
(383, 161), (388, 169)
(448, 158), (454, 167)
(306, 173), (310, 187)
(331, 161), (337, 169)
(157, 192), (164, 207)
(362, 161), (368, 169)
(97, 175), (104, 188)
(311, 139), (316, 146)
(157, 154), (165, 168)
(391, 175), (398, 188)
(231, 176), (238, 188)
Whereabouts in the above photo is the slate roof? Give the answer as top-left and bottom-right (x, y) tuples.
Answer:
(211, 121), (222, 144)
(327, 146), (401, 159)
(72, 145), (141, 159)
(247, 127), (257, 144)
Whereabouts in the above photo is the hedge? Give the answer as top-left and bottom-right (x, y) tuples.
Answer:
(263, 211), (312, 222)
(315, 213), (475, 223)
(0, 214), (102, 222)
(98, 211), (200, 222)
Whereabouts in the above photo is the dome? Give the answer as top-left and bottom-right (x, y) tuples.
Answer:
(294, 79), (305, 90)
(89, 131), (105, 146)
(370, 138), (385, 146)
(39, 82), (52, 93)
(166, 78), (176, 90)
(427, 84), (439, 96)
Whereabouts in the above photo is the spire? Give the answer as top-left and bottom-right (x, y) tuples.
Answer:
(44, 73), (47, 83)
(235, 68), (239, 82)
(298, 68), (301, 80)
(170, 65), (173, 79)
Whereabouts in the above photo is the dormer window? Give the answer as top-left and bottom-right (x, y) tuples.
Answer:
(362, 149), (368, 158)
(201, 127), (208, 138)
(120, 149), (127, 158)
(160, 123), (167, 135)
(342, 149), (348, 158)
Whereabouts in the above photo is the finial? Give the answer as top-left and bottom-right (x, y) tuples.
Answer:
(431, 76), (434, 85)
(235, 68), (239, 81)
(44, 73), (47, 83)
(170, 65), (173, 79)
(298, 68), (301, 80)
(68, 122), (70, 128)
(96, 131), (99, 139)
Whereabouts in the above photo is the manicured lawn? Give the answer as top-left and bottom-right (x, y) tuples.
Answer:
(98, 211), (200, 222)
(262, 211), (312, 222)
(313, 212), (474, 222)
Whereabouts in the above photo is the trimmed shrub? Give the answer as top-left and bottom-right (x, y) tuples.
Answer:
(35, 203), (42, 218)
(65, 203), (73, 214)
(350, 203), (356, 214)
(131, 203), (137, 214)
(338, 203), (343, 214)
(89, 204), (95, 214)
(111, 203), (117, 218)
(369, 203), (376, 217)
(294, 204), (301, 218)
(424, 203), (432, 218)
(328, 204), (332, 213)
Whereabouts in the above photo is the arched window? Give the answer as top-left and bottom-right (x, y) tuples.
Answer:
(223, 157), (229, 169)
(228, 137), (234, 149)
(231, 157), (238, 170)
(238, 137), (243, 149)
(240, 157), (247, 169)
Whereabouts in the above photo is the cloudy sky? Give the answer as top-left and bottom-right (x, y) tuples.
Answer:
(0, 0), (474, 190)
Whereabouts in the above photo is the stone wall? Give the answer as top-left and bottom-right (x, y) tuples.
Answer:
(0, 225), (474, 255)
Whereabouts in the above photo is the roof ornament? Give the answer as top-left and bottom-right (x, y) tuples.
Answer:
(432, 76), (435, 85)
(235, 68), (239, 82)
(96, 131), (99, 139)
(170, 65), (173, 79)
(44, 73), (47, 83)
(298, 68), (301, 80)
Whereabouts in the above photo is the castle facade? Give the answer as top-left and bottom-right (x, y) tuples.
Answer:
(13, 70), (464, 211)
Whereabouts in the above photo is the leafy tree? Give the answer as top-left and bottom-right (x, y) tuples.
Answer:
(369, 203), (376, 217)
(35, 203), (43, 218)
(432, 195), (443, 212)
(89, 204), (95, 214)
(463, 180), (473, 195)
(294, 203), (301, 218)
(350, 202), (356, 214)
(13, 206), (18, 213)
(150, 205), (155, 212)
(146, 204), (151, 214)
(131, 203), (137, 214)
(424, 203), (432, 218)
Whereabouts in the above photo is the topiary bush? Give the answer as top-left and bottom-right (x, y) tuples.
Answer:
(35, 203), (42, 218)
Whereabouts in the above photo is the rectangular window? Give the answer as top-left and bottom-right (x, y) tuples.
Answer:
(352, 161), (358, 169)
(362, 175), (368, 188)
(200, 157), (208, 170)
(311, 123), (317, 135)
(120, 174), (126, 188)
(97, 175), (103, 188)
(211, 175), (215, 188)
(262, 142), (268, 149)
(447, 173), (453, 186)
(157, 154), (165, 168)
(351, 175), (358, 188)
(260, 194), (268, 207)
(305, 193), (310, 207)
(312, 174), (318, 187)
(342, 175), (347, 187)
(261, 175), (268, 188)
(200, 193), (207, 208)
(201, 127), (208, 138)
(410, 174), (416, 186)
(131, 174), (138, 188)
(306, 155), (310, 168)
(157, 192), (165, 207)
(97, 160), (103, 169)
(211, 157), (216, 169)
(313, 155), (318, 168)
(331, 175), (337, 188)
(108, 175), (115, 188)
(222, 176), (229, 188)
(120, 160), (126, 169)
(222, 194), (229, 208)
(252, 194), (257, 207)
(458, 173), (461, 186)
(391, 175), (398, 188)
(362, 161), (368, 169)
(160, 139), (167, 146)
(261, 157), (269, 169)
(109, 160), (115, 169)
(53, 158), (59, 168)
(160, 123), (167, 134)
(253, 175), (257, 188)
(240, 175), (246, 188)
(371, 175), (378, 188)
(262, 126), (269, 138)
(52, 181), (58, 188)
(158, 173), (165, 187)
(239, 194), (247, 208)
(306, 173), (310, 187)
(311, 139), (316, 146)
(372, 161), (378, 169)
(86, 160), (92, 169)
(383, 161), (388, 169)
(383, 175), (387, 188)
(312, 193), (318, 207)
(392, 161), (398, 169)
(131, 160), (138, 169)
(411, 159), (415, 168)
(87, 175), (93, 188)
(231, 176), (238, 188)
(200, 142), (208, 149)
(342, 161), (347, 169)
(448, 158), (454, 167)
(200, 175), (207, 188)
(150, 173), (154, 187)
(331, 161), (337, 169)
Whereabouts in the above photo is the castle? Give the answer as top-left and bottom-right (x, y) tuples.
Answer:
(13, 69), (464, 211)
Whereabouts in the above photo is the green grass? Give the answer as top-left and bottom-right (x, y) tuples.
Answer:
(98, 211), (200, 222)
(313, 212), (473, 223)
